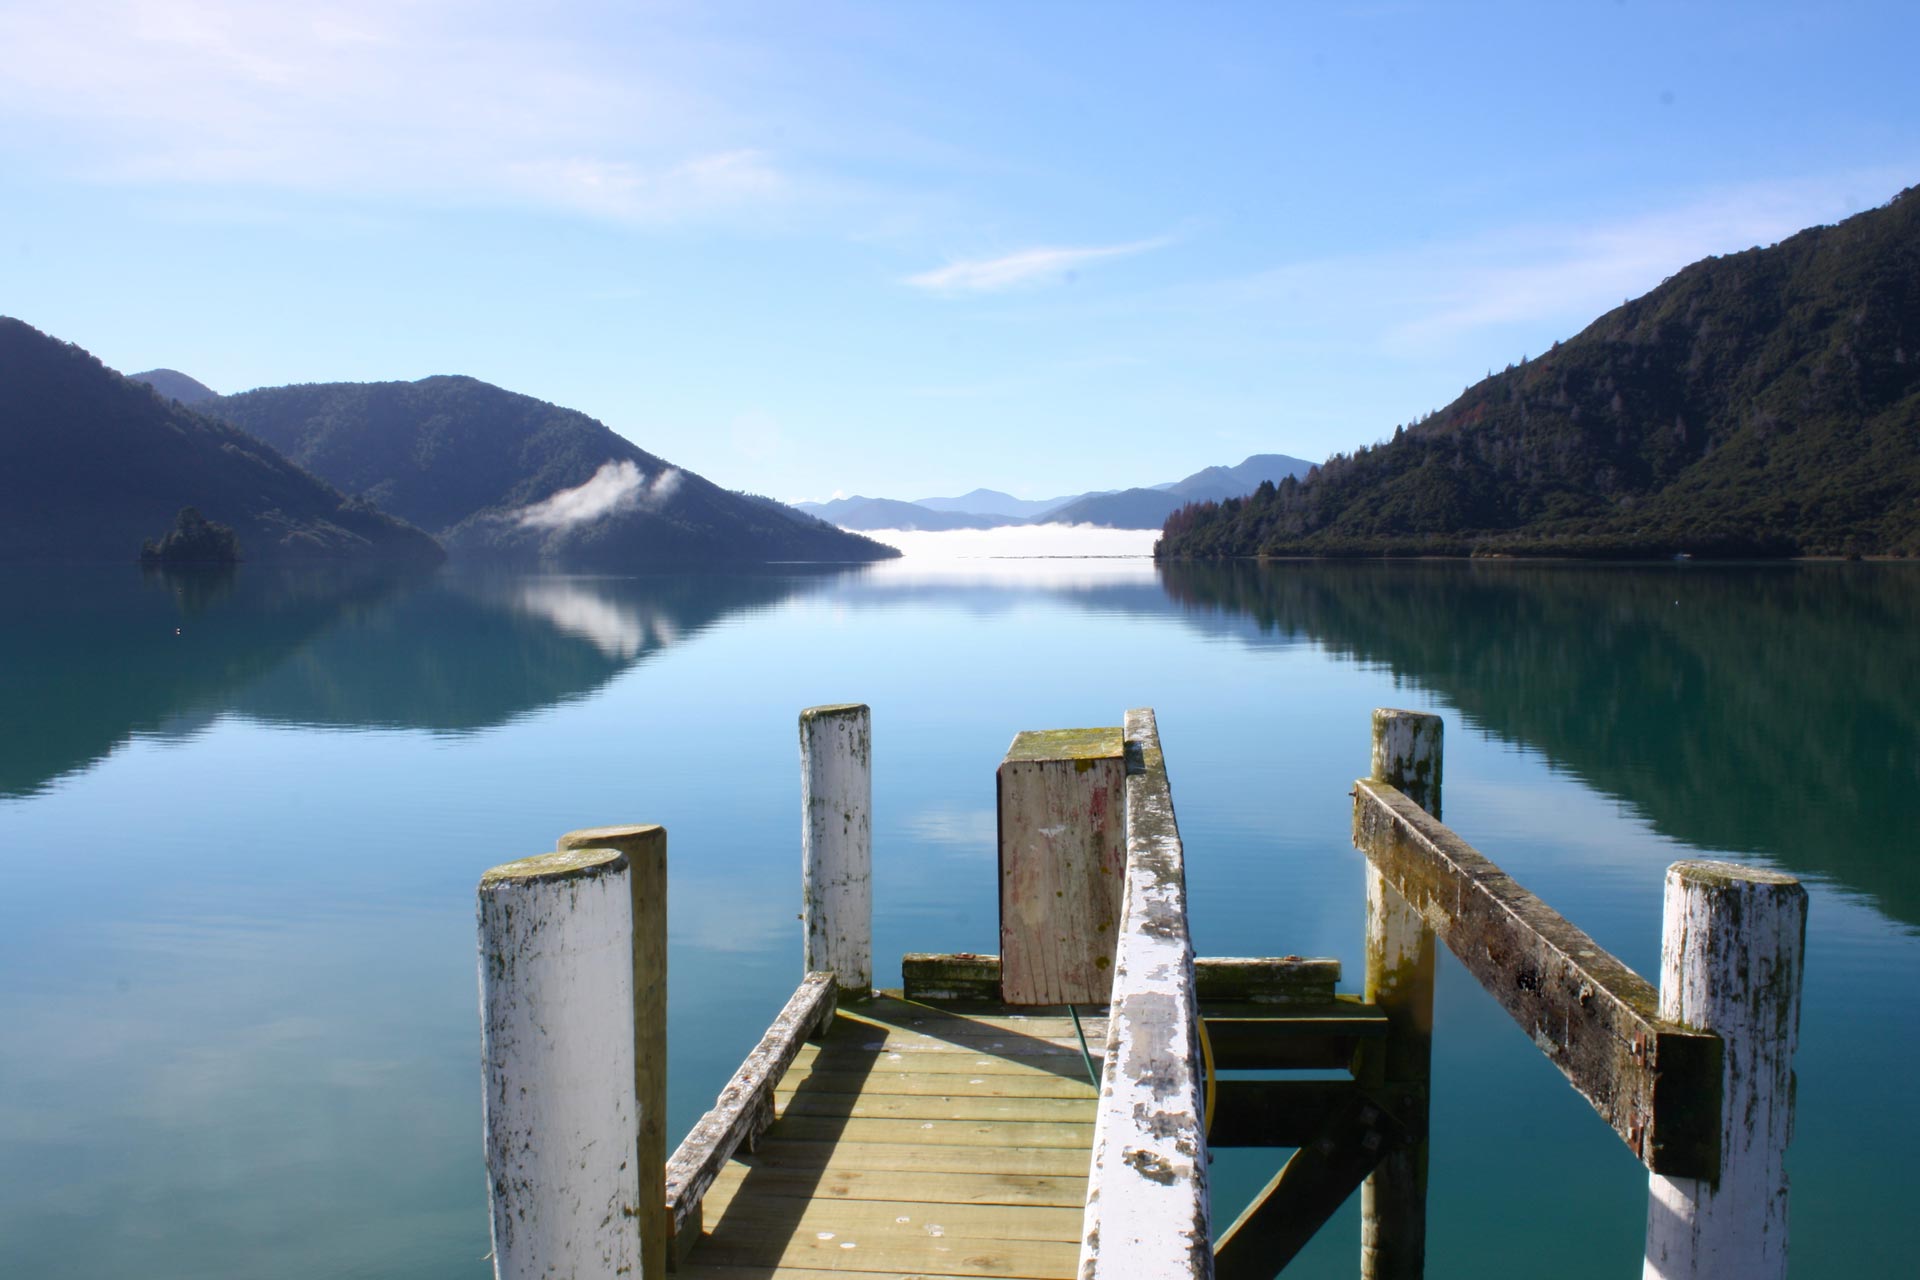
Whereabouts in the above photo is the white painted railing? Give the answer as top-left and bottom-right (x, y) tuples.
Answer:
(1078, 707), (1213, 1279)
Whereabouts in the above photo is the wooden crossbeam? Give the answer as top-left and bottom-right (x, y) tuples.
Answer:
(1209, 1079), (1424, 1150)
(902, 952), (1343, 1006)
(1202, 999), (1388, 1071)
(1353, 779), (1722, 1177)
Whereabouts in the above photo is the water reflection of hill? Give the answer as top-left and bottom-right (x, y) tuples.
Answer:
(0, 566), (420, 798)
(231, 572), (829, 732)
(1159, 561), (1920, 927)
(1, 567), (844, 796)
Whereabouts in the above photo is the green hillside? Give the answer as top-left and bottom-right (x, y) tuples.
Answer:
(205, 377), (898, 567)
(0, 319), (444, 564)
(1160, 187), (1920, 559)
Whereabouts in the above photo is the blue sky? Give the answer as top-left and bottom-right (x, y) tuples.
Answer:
(2, 1), (1915, 503)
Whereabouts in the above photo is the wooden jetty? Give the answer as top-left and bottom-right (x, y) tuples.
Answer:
(475, 705), (1806, 1279)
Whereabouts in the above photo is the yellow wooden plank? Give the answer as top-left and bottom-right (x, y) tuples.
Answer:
(702, 1186), (1086, 1243)
(770, 1114), (1094, 1149)
(685, 1221), (1080, 1278)
(775, 1091), (1096, 1124)
(824, 1022), (1092, 1053)
(702, 1161), (1087, 1209)
(776, 1066), (1096, 1099)
(790, 1043), (1098, 1081)
(742, 1138), (1092, 1178)
(843, 1002), (1105, 1033)
(678, 1267), (1019, 1280)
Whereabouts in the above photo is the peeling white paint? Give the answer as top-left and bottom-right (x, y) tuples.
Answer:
(1644, 862), (1806, 1280)
(478, 848), (640, 1280)
(1078, 708), (1212, 1280)
(801, 703), (872, 995)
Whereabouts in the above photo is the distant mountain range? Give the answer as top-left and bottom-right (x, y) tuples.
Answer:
(1161, 185), (1920, 559)
(202, 377), (895, 567)
(797, 453), (1317, 530)
(0, 319), (442, 564)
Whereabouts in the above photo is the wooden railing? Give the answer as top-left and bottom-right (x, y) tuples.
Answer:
(1077, 708), (1213, 1280)
(1351, 710), (1806, 1280)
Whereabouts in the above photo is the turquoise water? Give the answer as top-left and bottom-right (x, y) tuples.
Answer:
(1, 557), (1913, 1277)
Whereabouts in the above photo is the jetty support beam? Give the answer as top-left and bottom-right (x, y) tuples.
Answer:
(479, 844), (652, 1280)
(1077, 708), (1212, 1279)
(801, 703), (872, 998)
(1643, 863), (1807, 1280)
(1360, 709), (1441, 1280)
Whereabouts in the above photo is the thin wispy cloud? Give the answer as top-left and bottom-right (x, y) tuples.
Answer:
(0, 0), (804, 224)
(906, 237), (1170, 294)
(1222, 172), (1908, 358)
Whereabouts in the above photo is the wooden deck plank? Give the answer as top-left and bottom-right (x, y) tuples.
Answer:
(686, 1229), (1079, 1278)
(682, 1000), (1099, 1280)
(677, 1267), (1004, 1280)
(776, 1066), (1096, 1099)
(826, 1028), (1095, 1056)
(703, 1162), (1088, 1208)
(790, 1044), (1099, 1080)
(775, 1091), (1096, 1124)
(769, 1115), (1095, 1149)
(740, 1138), (1093, 1177)
(701, 1189), (1087, 1243)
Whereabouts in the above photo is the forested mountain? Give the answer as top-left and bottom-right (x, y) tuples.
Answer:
(129, 368), (218, 405)
(1160, 187), (1920, 558)
(204, 377), (897, 566)
(0, 319), (444, 564)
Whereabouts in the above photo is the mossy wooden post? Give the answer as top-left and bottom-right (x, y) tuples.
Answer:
(800, 703), (872, 998)
(1362, 709), (1441, 1280)
(557, 825), (667, 1278)
(1643, 862), (1807, 1280)
(998, 726), (1127, 1005)
(478, 847), (643, 1280)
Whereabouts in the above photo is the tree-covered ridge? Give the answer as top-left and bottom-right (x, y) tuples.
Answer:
(0, 318), (445, 564)
(1159, 186), (1920, 559)
(141, 506), (241, 564)
(128, 368), (218, 405)
(205, 376), (898, 566)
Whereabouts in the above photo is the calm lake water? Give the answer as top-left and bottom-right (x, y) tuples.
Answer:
(2, 551), (1914, 1278)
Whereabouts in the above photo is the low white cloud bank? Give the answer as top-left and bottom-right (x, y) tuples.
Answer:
(906, 237), (1169, 294)
(513, 460), (680, 531)
(855, 523), (1160, 586)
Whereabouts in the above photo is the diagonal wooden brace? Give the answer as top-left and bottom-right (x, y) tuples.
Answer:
(1214, 1090), (1412, 1280)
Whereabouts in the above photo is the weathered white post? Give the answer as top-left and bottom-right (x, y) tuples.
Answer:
(1643, 862), (1807, 1280)
(478, 846), (643, 1280)
(557, 824), (667, 1278)
(1362, 708), (1441, 1280)
(800, 703), (872, 998)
